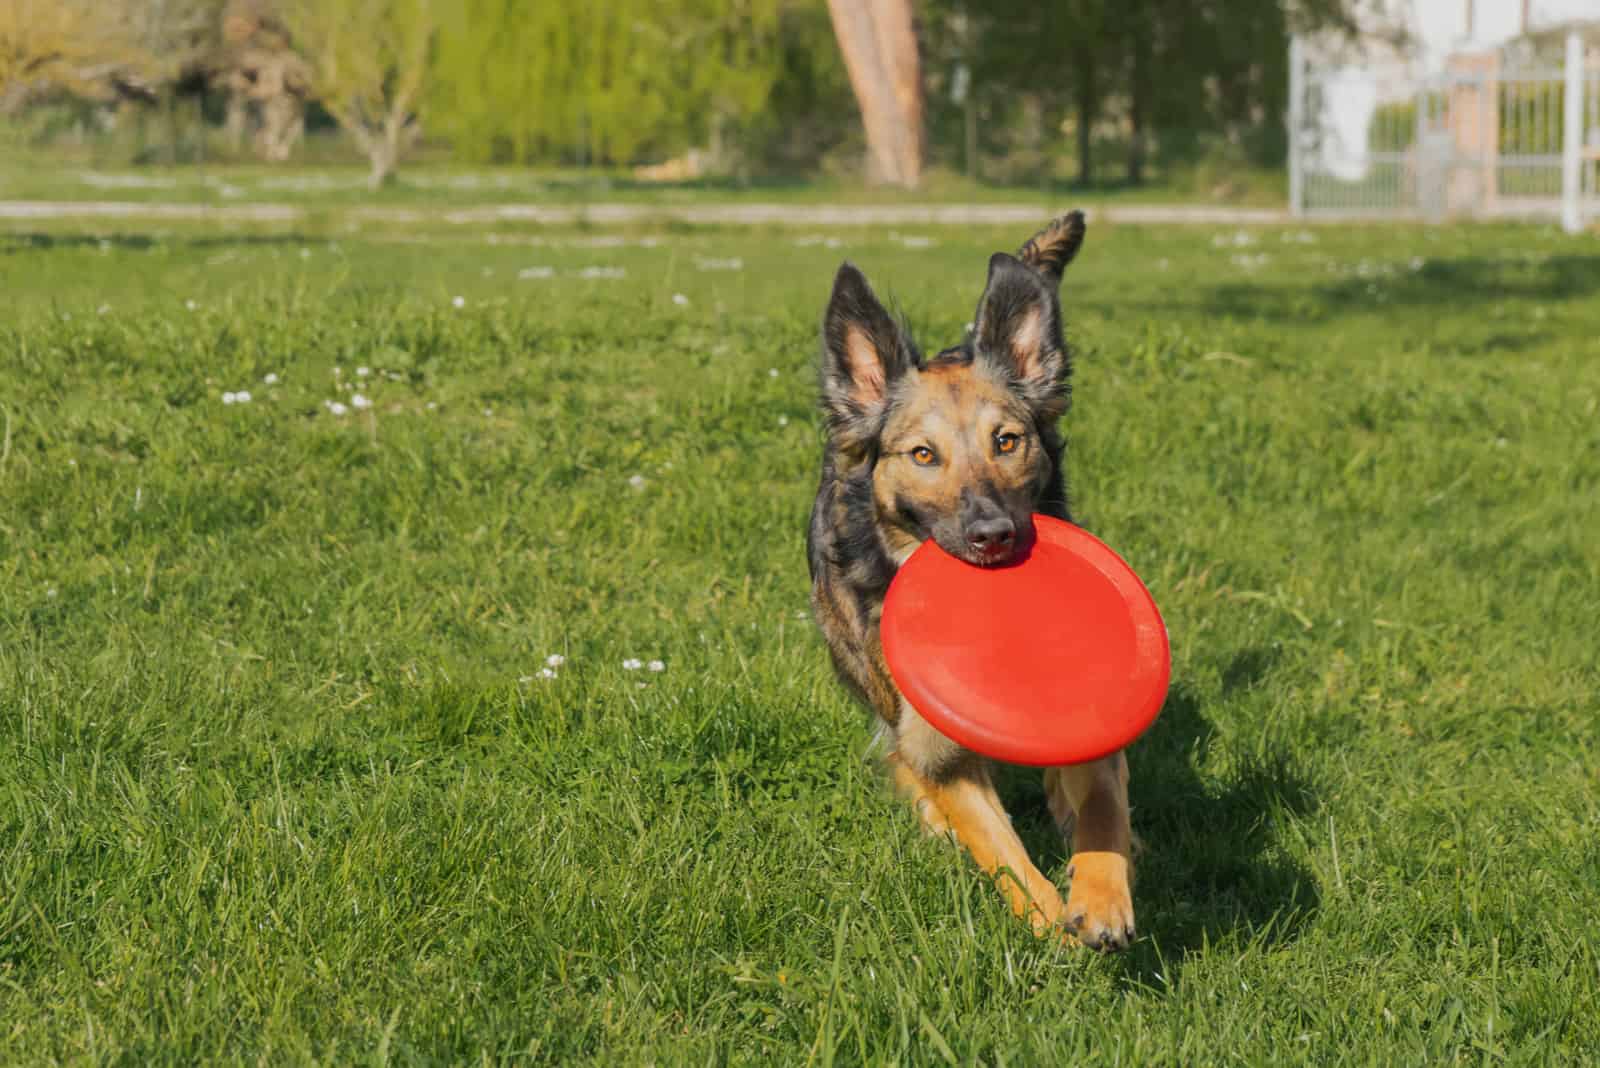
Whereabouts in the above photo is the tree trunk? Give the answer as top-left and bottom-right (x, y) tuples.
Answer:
(965, 92), (978, 180)
(367, 135), (397, 189)
(366, 113), (419, 189)
(1126, 44), (1147, 185)
(1021, 93), (1043, 185)
(1074, 47), (1096, 187)
(259, 92), (303, 162)
(827, 0), (922, 188)
(225, 91), (248, 152)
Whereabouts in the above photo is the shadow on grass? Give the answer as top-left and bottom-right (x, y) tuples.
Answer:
(999, 644), (1320, 983)
(0, 232), (320, 253)
(1167, 255), (1600, 327)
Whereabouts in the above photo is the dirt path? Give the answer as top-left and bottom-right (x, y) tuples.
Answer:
(0, 200), (1291, 228)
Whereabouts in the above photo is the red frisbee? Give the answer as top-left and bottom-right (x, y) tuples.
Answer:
(881, 514), (1169, 767)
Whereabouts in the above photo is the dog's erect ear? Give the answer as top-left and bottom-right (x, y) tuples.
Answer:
(821, 263), (913, 450)
(973, 252), (1070, 420)
(1016, 211), (1086, 286)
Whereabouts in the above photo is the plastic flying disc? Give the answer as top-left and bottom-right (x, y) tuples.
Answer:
(881, 514), (1169, 767)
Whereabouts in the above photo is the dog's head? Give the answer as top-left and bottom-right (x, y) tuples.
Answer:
(819, 213), (1084, 567)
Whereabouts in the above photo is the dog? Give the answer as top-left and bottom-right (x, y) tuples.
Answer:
(807, 213), (1135, 949)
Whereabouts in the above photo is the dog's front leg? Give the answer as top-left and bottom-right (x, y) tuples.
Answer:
(892, 752), (1066, 936)
(1043, 753), (1135, 950)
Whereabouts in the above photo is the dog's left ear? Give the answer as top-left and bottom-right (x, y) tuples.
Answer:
(973, 252), (1069, 420)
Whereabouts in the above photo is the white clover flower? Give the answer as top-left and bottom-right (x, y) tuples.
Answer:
(97, 304), (111, 315)
(351, 393), (372, 410)
(356, 366), (370, 377)
(777, 415), (789, 427)
(768, 368), (779, 379)
(546, 654), (566, 668)
(222, 391), (238, 404)
(426, 401), (438, 410)
(647, 660), (665, 673)
(325, 400), (349, 416)
(672, 293), (689, 306)
(538, 667), (558, 680)
(623, 658), (643, 670)
(452, 295), (466, 308)
(185, 299), (198, 310)
(263, 372), (279, 385)
(235, 390), (252, 404)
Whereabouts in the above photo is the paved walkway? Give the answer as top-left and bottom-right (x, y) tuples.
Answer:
(0, 200), (1293, 227)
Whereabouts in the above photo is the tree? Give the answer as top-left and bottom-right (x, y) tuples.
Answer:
(826, 0), (922, 187)
(279, 0), (437, 187)
(431, 0), (784, 170)
(929, 0), (1365, 187)
(125, 0), (226, 91)
(217, 0), (310, 162)
(0, 0), (157, 112)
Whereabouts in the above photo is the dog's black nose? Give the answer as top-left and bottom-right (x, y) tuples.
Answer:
(966, 517), (1016, 557)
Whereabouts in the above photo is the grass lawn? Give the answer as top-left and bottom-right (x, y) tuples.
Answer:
(2, 215), (1597, 1064)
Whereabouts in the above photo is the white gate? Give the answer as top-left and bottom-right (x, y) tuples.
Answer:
(1289, 32), (1600, 231)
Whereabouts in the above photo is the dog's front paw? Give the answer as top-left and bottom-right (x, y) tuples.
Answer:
(1062, 851), (1135, 952)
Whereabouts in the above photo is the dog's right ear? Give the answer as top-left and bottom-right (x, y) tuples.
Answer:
(1016, 211), (1086, 286)
(820, 263), (911, 451)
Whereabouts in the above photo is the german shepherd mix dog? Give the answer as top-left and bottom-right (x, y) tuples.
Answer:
(807, 213), (1136, 950)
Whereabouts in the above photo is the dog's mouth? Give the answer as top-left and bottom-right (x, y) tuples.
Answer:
(935, 523), (1035, 568)
(966, 543), (1018, 567)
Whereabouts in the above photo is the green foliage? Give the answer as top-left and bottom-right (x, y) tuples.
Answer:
(4, 0), (1371, 183)
(279, 0), (437, 185)
(431, 0), (784, 166)
(923, 0), (1362, 179)
(0, 0), (158, 108)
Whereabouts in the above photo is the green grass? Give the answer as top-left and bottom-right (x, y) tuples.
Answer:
(2, 216), (1598, 1064)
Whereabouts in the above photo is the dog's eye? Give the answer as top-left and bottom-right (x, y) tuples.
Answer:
(910, 446), (938, 466)
(994, 432), (1021, 455)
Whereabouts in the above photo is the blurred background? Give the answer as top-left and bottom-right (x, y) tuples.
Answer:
(0, 0), (1595, 215)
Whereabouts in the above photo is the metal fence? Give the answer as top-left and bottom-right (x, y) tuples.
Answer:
(1289, 31), (1599, 231)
